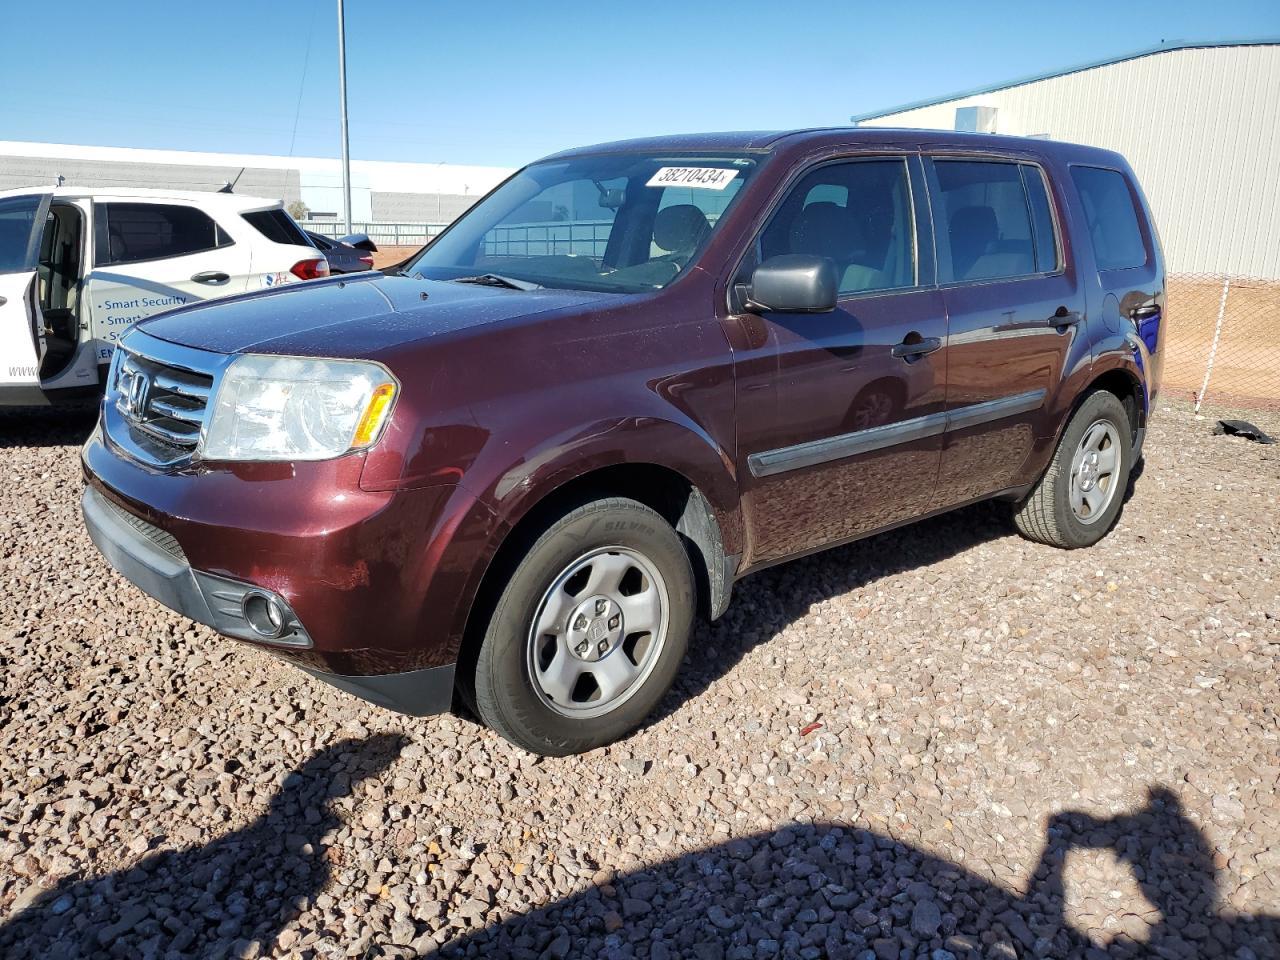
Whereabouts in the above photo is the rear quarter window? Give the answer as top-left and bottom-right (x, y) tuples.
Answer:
(1070, 166), (1147, 271)
(243, 209), (309, 247)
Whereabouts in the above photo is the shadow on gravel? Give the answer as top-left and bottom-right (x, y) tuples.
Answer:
(655, 456), (1149, 730)
(655, 499), (1013, 726)
(0, 404), (99, 449)
(0, 733), (408, 960)
(425, 786), (1276, 960)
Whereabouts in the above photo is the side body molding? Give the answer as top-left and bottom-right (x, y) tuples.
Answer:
(749, 389), (1047, 478)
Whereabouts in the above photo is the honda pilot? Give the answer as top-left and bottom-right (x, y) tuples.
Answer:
(80, 129), (1165, 755)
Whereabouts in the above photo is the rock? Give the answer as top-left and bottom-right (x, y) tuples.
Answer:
(911, 899), (942, 938)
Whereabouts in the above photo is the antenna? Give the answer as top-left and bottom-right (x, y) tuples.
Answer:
(218, 167), (246, 194)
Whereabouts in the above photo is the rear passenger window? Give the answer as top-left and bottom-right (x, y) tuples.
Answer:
(758, 159), (916, 295)
(934, 160), (1052, 283)
(242, 209), (310, 247)
(1070, 166), (1147, 270)
(95, 203), (232, 266)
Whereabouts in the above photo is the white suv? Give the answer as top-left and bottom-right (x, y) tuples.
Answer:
(0, 187), (326, 405)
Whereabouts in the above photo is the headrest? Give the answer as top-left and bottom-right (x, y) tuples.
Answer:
(789, 202), (866, 259)
(109, 228), (128, 263)
(950, 206), (998, 248)
(653, 204), (711, 253)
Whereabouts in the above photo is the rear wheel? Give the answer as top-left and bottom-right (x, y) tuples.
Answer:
(1014, 390), (1132, 548)
(472, 497), (694, 755)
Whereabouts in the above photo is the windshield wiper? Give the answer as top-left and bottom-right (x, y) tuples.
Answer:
(451, 273), (541, 291)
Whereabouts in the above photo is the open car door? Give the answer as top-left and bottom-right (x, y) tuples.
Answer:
(0, 191), (52, 405)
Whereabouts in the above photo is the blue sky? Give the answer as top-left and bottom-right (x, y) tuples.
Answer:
(2, 0), (1275, 168)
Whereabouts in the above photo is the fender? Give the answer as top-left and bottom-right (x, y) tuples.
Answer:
(417, 413), (743, 666)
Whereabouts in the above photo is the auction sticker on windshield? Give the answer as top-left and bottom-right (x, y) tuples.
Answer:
(646, 167), (739, 190)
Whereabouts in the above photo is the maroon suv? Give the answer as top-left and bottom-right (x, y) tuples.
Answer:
(82, 129), (1165, 755)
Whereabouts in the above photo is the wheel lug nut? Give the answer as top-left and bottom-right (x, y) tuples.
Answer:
(573, 614), (588, 630)
(597, 640), (609, 654)
(608, 615), (620, 629)
(576, 641), (589, 655)
(595, 599), (607, 614)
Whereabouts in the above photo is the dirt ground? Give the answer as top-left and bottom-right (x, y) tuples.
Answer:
(0, 399), (1277, 958)
(372, 246), (425, 270)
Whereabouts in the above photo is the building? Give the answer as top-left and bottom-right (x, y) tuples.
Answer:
(0, 140), (514, 242)
(852, 39), (1280, 279)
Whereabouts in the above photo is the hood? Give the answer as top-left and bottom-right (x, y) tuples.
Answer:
(137, 273), (617, 358)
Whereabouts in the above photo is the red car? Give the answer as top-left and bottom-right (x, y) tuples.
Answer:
(82, 129), (1165, 755)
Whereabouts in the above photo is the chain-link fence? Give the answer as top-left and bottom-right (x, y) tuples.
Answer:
(1164, 273), (1280, 414)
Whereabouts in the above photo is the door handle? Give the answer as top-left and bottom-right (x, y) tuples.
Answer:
(1129, 303), (1161, 321)
(191, 271), (230, 284)
(1050, 305), (1082, 327)
(891, 335), (942, 361)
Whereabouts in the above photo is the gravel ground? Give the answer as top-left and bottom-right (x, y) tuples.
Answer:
(0, 400), (1276, 960)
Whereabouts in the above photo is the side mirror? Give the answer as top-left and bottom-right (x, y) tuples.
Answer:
(340, 233), (378, 253)
(745, 255), (838, 313)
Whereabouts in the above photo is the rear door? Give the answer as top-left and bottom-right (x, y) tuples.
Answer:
(925, 155), (1089, 508)
(82, 199), (253, 363)
(1069, 164), (1165, 399)
(0, 191), (52, 403)
(729, 154), (948, 563)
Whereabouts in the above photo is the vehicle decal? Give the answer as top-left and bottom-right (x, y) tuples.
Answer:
(262, 272), (294, 288)
(646, 167), (739, 190)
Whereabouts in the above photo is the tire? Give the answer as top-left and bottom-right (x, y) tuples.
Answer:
(472, 497), (694, 755)
(1014, 390), (1133, 549)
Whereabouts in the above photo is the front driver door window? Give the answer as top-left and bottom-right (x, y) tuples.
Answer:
(730, 156), (949, 562)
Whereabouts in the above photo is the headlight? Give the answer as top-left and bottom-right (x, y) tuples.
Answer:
(200, 355), (398, 462)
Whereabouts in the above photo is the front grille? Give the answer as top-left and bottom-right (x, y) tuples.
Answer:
(116, 353), (213, 451)
(97, 493), (187, 562)
(106, 333), (227, 468)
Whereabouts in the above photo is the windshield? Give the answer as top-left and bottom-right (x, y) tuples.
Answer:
(403, 153), (758, 294)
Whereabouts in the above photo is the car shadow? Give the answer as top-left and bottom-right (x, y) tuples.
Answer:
(424, 785), (1276, 959)
(653, 497), (1015, 727)
(0, 733), (408, 960)
(651, 449), (1149, 731)
(0, 404), (99, 450)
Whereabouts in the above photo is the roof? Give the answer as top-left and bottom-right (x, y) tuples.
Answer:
(539, 127), (1117, 165)
(0, 185), (283, 210)
(850, 37), (1280, 123)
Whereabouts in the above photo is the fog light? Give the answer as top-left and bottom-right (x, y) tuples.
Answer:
(242, 591), (287, 639)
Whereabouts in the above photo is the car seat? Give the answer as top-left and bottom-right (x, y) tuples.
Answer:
(652, 204), (711, 266)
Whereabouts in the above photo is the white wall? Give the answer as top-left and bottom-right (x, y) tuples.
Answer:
(859, 44), (1280, 278)
(0, 140), (513, 226)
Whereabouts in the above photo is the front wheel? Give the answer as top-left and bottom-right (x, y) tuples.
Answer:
(1014, 390), (1133, 549)
(472, 497), (694, 755)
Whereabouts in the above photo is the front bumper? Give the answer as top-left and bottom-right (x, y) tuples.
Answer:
(82, 485), (313, 647)
(81, 482), (456, 717)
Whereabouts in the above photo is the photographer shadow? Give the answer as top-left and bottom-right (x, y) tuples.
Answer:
(425, 786), (1276, 959)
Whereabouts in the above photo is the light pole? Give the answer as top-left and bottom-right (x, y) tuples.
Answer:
(337, 0), (353, 234)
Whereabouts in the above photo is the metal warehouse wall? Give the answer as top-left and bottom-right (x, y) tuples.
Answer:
(858, 44), (1280, 278)
(0, 155), (301, 205)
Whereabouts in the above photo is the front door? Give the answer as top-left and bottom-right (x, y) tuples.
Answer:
(925, 155), (1088, 507)
(728, 155), (947, 565)
(0, 191), (53, 404)
(83, 199), (253, 364)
